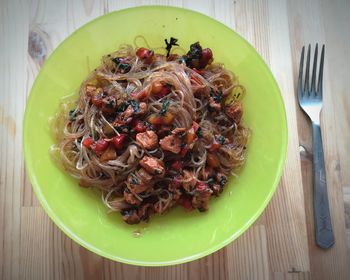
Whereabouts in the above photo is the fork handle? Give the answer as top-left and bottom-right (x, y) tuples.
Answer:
(312, 122), (335, 249)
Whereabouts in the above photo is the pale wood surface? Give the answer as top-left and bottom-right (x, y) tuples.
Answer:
(1, 0), (349, 279)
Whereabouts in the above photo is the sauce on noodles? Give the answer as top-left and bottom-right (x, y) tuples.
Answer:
(51, 38), (250, 224)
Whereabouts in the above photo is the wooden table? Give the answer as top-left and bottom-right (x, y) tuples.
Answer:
(1, 0), (349, 279)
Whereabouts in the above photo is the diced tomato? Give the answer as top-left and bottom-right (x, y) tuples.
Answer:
(209, 141), (221, 152)
(161, 112), (174, 125)
(202, 48), (213, 61)
(136, 47), (154, 64)
(207, 152), (220, 168)
(132, 120), (147, 133)
(130, 87), (151, 101)
(91, 95), (103, 107)
(186, 128), (197, 145)
(91, 139), (108, 153)
(158, 85), (171, 97)
(148, 114), (163, 125)
(199, 48), (213, 68)
(152, 82), (171, 97)
(136, 47), (150, 58)
(196, 181), (208, 192)
(180, 145), (190, 157)
(152, 82), (163, 94)
(82, 137), (94, 148)
(171, 161), (182, 171)
(148, 112), (174, 125)
(112, 134), (127, 149)
(178, 195), (193, 210)
(192, 121), (200, 133)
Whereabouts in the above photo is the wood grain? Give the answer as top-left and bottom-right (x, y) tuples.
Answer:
(1, 0), (349, 279)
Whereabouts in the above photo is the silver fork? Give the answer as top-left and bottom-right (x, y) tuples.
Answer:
(298, 44), (335, 249)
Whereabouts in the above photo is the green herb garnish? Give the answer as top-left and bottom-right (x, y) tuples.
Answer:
(219, 175), (227, 186)
(160, 100), (170, 115)
(196, 127), (203, 138)
(218, 135), (225, 145)
(129, 100), (140, 113)
(68, 109), (77, 121)
(117, 102), (128, 113)
(164, 37), (179, 57)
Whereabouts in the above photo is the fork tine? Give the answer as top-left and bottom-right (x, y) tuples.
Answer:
(317, 45), (325, 96)
(311, 44), (318, 94)
(298, 46), (305, 98)
(304, 44), (311, 94)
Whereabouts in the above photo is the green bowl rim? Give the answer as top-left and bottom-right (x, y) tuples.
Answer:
(23, 5), (288, 266)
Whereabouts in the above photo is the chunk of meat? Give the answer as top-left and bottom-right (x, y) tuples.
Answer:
(137, 203), (154, 222)
(211, 184), (223, 196)
(159, 134), (181, 153)
(172, 127), (186, 135)
(121, 102), (147, 121)
(123, 190), (141, 205)
(136, 130), (158, 150)
(100, 145), (117, 162)
(192, 187), (213, 211)
(121, 209), (140, 224)
(200, 167), (213, 181)
(126, 174), (148, 194)
(85, 85), (97, 97)
(182, 170), (197, 192)
(225, 102), (243, 123)
(172, 188), (182, 201)
(207, 152), (220, 168)
(156, 125), (172, 138)
(101, 96), (117, 114)
(139, 156), (165, 176)
(137, 168), (153, 183)
(79, 178), (91, 188)
(138, 102), (147, 114)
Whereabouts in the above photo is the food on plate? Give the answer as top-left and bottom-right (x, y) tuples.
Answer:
(51, 38), (250, 224)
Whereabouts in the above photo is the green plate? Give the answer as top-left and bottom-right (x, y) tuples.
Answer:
(23, 6), (287, 266)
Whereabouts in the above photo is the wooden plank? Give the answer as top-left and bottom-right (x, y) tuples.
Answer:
(287, 0), (350, 279)
(265, 0), (311, 273)
(226, 225), (270, 280)
(344, 186), (350, 247)
(232, 0), (310, 274)
(0, 0), (29, 279)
